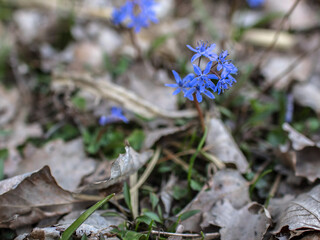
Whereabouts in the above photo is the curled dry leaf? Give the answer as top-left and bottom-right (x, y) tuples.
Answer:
(180, 169), (250, 232)
(202, 200), (271, 240)
(281, 123), (320, 182)
(206, 118), (248, 173)
(0, 166), (76, 229)
(14, 138), (96, 192)
(80, 146), (153, 192)
(273, 184), (320, 238)
(52, 72), (197, 119)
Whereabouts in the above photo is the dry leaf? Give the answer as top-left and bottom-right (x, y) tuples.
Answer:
(281, 123), (320, 182)
(0, 166), (76, 229)
(206, 118), (248, 173)
(80, 146), (153, 192)
(202, 200), (271, 240)
(52, 72), (197, 119)
(180, 169), (250, 232)
(283, 123), (315, 151)
(0, 86), (18, 126)
(274, 184), (320, 238)
(14, 138), (96, 192)
(143, 124), (191, 149)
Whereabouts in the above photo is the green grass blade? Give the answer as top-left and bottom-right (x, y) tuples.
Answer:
(187, 127), (208, 185)
(60, 193), (115, 240)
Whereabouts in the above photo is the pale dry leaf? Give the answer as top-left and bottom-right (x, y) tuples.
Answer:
(143, 124), (191, 149)
(80, 146), (153, 192)
(202, 200), (271, 240)
(0, 166), (76, 229)
(206, 118), (248, 173)
(282, 123), (320, 182)
(282, 123), (315, 151)
(160, 174), (178, 218)
(274, 184), (320, 237)
(180, 169), (250, 232)
(0, 86), (18, 126)
(15, 138), (96, 192)
(268, 195), (295, 223)
(293, 79), (320, 114)
(52, 72), (197, 119)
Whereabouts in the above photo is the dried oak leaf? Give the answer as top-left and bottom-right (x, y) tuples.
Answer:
(0, 166), (76, 229)
(281, 123), (320, 182)
(180, 169), (250, 232)
(202, 200), (271, 240)
(206, 118), (248, 173)
(79, 146), (153, 192)
(14, 138), (96, 192)
(273, 184), (320, 238)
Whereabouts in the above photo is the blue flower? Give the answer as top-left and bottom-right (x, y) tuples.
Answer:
(189, 61), (218, 92)
(112, 0), (158, 33)
(99, 107), (129, 125)
(184, 85), (215, 103)
(215, 70), (237, 94)
(187, 42), (217, 63)
(165, 71), (194, 95)
(246, 0), (265, 8)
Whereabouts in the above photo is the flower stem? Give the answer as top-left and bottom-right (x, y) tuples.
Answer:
(193, 93), (205, 132)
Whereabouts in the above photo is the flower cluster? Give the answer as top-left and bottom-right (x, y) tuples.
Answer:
(99, 107), (129, 126)
(246, 0), (265, 8)
(112, 0), (158, 33)
(165, 41), (238, 102)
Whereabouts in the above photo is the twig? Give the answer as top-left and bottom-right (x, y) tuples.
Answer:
(255, 0), (302, 70)
(130, 147), (161, 194)
(146, 230), (220, 239)
(265, 173), (282, 208)
(163, 148), (190, 172)
(260, 41), (320, 93)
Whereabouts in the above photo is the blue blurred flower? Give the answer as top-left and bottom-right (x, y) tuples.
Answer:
(112, 0), (158, 33)
(187, 42), (217, 63)
(246, 0), (265, 8)
(165, 70), (194, 95)
(99, 107), (129, 125)
(189, 62), (218, 92)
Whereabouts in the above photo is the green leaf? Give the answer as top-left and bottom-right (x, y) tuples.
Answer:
(71, 96), (86, 111)
(143, 211), (162, 223)
(172, 186), (188, 200)
(123, 231), (147, 240)
(60, 193), (115, 240)
(179, 209), (201, 222)
(123, 182), (132, 212)
(190, 180), (202, 191)
(127, 129), (145, 151)
(149, 192), (159, 210)
(136, 216), (157, 227)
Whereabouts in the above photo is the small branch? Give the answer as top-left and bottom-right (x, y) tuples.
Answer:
(255, 0), (302, 70)
(147, 230), (220, 239)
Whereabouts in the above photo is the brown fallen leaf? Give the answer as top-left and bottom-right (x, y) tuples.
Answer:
(0, 166), (76, 229)
(206, 118), (249, 173)
(281, 123), (320, 182)
(79, 146), (153, 192)
(273, 184), (320, 238)
(202, 200), (271, 240)
(180, 169), (250, 232)
(15, 138), (96, 192)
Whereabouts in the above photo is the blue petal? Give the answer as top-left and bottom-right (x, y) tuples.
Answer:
(196, 91), (202, 102)
(165, 83), (178, 88)
(172, 70), (181, 84)
(207, 74), (219, 80)
(193, 64), (202, 76)
(204, 61), (213, 75)
(184, 88), (195, 101)
(191, 53), (201, 63)
(173, 88), (181, 95)
(186, 45), (197, 52)
(204, 90), (215, 99)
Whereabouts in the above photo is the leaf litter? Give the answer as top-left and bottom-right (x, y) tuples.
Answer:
(1, 0), (320, 239)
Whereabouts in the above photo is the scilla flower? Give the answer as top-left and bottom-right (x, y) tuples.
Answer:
(99, 107), (129, 126)
(112, 0), (158, 33)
